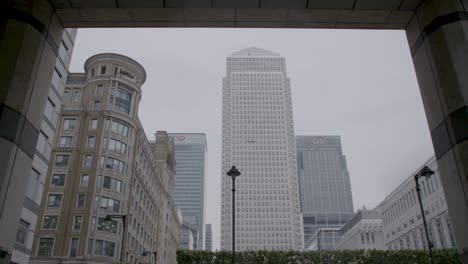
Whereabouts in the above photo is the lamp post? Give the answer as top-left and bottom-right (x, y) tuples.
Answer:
(227, 165), (241, 264)
(105, 214), (127, 263)
(142, 250), (157, 264)
(414, 166), (435, 264)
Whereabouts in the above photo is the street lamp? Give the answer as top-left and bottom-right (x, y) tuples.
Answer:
(142, 250), (157, 264)
(414, 166), (435, 264)
(105, 214), (127, 263)
(227, 165), (241, 264)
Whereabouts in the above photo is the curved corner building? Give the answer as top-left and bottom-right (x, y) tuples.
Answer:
(30, 54), (180, 264)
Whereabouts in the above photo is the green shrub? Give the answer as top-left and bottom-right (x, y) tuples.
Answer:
(177, 249), (460, 264)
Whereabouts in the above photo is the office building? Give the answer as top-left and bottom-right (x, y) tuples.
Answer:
(10, 29), (77, 264)
(377, 157), (456, 250)
(205, 224), (213, 251)
(220, 47), (303, 251)
(296, 135), (354, 250)
(169, 133), (207, 250)
(179, 221), (199, 250)
(29, 54), (180, 264)
(336, 209), (385, 250)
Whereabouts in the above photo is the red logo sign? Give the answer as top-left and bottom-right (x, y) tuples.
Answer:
(172, 136), (186, 141)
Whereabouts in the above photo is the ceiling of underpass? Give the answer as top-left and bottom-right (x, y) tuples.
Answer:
(52, 0), (422, 29)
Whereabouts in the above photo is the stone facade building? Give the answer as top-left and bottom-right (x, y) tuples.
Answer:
(29, 53), (180, 264)
(377, 157), (456, 251)
(336, 210), (385, 250)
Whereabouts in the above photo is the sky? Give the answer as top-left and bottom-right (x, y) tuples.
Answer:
(69, 28), (434, 250)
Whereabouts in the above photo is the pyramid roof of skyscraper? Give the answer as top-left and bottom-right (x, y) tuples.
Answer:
(229, 47), (280, 57)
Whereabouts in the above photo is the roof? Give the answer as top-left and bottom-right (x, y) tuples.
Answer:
(229, 47), (281, 57)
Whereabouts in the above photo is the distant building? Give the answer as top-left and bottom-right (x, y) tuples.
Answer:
(169, 133), (207, 250)
(296, 136), (354, 250)
(221, 47), (303, 251)
(376, 157), (456, 250)
(179, 221), (199, 250)
(205, 224), (213, 251)
(336, 209), (385, 250)
(306, 228), (341, 251)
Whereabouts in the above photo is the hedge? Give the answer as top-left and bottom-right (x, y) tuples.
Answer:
(177, 249), (460, 264)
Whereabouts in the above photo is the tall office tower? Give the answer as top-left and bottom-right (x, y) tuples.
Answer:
(169, 133), (207, 250)
(296, 136), (354, 250)
(221, 47), (303, 251)
(29, 54), (180, 264)
(205, 224), (213, 251)
(10, 29), (77, 264)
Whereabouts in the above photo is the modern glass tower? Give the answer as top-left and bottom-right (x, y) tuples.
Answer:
(169, 133), (207, 250)
(296, 136), (354, 249)
(221, 47), (304, 251)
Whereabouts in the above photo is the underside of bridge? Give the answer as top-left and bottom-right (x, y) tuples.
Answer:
(1, 0), (468, 263)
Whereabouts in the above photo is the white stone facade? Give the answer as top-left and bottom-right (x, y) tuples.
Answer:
(220, 47), (303, 251)
(336, 210), (386, 250)
(377, 157), (457, 250)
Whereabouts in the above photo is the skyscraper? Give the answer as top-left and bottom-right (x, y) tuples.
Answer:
(169, 133), (207, 250)
(221, 47), (303, 251)
(205, 224), (213, 251)
(296, 136), (354, 250)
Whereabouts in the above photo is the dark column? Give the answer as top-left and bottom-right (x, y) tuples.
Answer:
(406, 0), (468, 262)
(0, 0), (63, 262)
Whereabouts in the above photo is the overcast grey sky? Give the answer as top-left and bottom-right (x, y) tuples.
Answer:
(69, 28), (434, 250)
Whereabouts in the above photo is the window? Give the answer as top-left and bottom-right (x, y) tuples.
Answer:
(110, 119), (129, 136)
(43, 215), (58, 229)
(105, 157), (125, 174)
(106, 138), (127, 154)
(80, 175), (89, 188)
(59, 136), (73, 147)
(26, 169), (40, 200)
(102, 176), (123, 193)
(93, 101), (101, 111)
(63, 118), (76, 130)
(100, 66), (107, 74)
(37, 131), (48, 154)
(16, 219), (29, 245)
(83, 155), (92, 168)
(73, 216), (83, 231)
(109, 87), (132, 115)
(69, 238), (79, 257)
(51, 68), (62, 88)
(94, 239), (115, 257)
(99, 196), (120, 212)
(63, 90), (70, 104)
(55, 154), (69, 166)
(47, 194), (62, 208)
(44, 98), (57, 124)
(95, 84), (103, 95)
(77, 194), (86, 208)
(87, 136), (95, 148)
(91, 68), (95, 77)
(90, 118), (98, 130)
(97, 217), (118, 233)
(51, 174), (65, 187)
(73, 90), (80, 103)
(38, 237), (54, 256)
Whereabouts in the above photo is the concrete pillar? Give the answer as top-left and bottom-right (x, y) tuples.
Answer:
(0, 0), (63, 262)
(406, 0), (468, 262)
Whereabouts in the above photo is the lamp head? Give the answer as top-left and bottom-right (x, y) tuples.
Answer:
(227, 165), (241, 180)
(418, 166), (435, 178)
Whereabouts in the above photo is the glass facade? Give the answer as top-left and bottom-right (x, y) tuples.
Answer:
(296, 136), (354, 249)
(169, 133), (207, 250)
